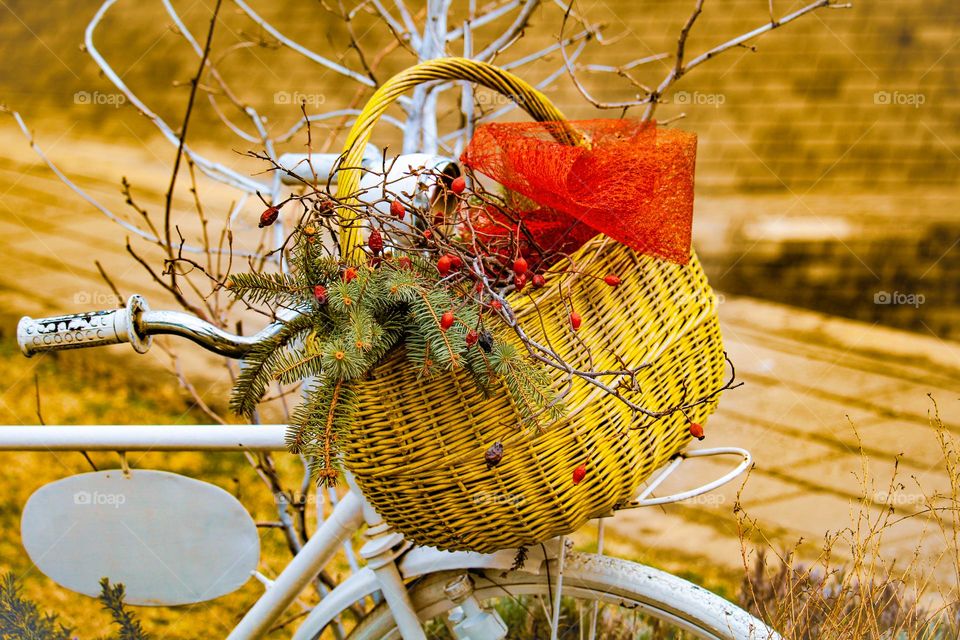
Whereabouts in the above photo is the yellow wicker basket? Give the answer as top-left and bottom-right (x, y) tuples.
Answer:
(335, 58), (726, 553)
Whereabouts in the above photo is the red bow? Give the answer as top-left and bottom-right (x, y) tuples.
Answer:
(461, 119), (697, 265)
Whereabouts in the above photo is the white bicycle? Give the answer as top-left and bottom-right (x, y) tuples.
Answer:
(4, 297), (777, 640)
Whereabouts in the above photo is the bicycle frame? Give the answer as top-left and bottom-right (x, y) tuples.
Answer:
(0, 422), (751, 639)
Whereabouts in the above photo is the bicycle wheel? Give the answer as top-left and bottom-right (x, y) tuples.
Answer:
(345, 552), (779, 640)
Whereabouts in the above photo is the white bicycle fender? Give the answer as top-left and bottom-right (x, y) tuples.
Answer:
(398, 539), (563, 579)
(292, 568), (379, 640)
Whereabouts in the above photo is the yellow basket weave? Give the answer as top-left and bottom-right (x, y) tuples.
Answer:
(335, 58), (726, 553)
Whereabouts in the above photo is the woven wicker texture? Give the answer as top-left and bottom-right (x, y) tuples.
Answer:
(335, 58), (727, 552)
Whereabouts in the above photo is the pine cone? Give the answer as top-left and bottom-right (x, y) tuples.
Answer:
(484, 441), (504, 469)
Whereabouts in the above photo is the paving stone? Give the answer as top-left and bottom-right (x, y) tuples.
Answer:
(721, 336), (897, 399)
(700, 414), (845, 470)
(716, 383), (880, 442)
(853, 417), (956, 465)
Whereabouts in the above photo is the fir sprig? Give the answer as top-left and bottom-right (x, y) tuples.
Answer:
(98, 579), (149, 640)
(228, 229), (562, 484)
(0, 573), (71, 640)
(0, 573), (148, 640)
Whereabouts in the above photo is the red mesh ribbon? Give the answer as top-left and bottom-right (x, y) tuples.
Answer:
(469, 206), (598, 271)
(461, 119), (697, 265)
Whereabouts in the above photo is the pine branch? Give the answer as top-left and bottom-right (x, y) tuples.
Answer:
(321, 334), (368, 381)
(230, 313), (318, 416)
(291, 237), (340, 285)
(410, 289), (463, 369)
(328, 279), (360, 316)
(463, 341), (496, 391)
(0, 573), (72, 640)
(490, 341), (563, 428)
(382, 268), (423, 303)
(289, 379), (357, 483)
(273, 342), (325, 385)
(227, 271), (304, 306)
(99, 579), (149, 640)
(316, 380), (344, 485)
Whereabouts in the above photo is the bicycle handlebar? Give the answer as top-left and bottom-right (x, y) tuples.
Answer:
(17, 295), (288, 359)
(18, 295), (152, 357)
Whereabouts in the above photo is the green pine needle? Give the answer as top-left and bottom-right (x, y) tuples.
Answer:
(228, 231), (564, 484)
(0, 573), (72, 640)
(229, 314), (317, 417)
(226, 272), (302, 307)
(98, 579), (149, 640)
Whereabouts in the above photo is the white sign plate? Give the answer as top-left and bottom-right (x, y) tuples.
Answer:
(21, 469), (260, 606)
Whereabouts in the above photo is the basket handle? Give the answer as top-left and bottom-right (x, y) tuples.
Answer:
(334, 56), (587, 260)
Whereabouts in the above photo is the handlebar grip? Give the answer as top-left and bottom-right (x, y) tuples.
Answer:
(17, 295), (152, 357)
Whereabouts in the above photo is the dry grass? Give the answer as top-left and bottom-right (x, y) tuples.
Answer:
(737, 405), (960, 639)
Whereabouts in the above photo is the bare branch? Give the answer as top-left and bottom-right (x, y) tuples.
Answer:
(233, 0), (378, 88)
(476, 0), (541, 61)
(371, 0), (421, 51)
(164, 0), (223, 295)
(94, 260), (124, 306)
(642, 0), (845, 120)
(85, 1), (267, 193)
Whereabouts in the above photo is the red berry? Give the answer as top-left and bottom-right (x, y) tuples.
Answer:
(390, 200), (406, 220)
(532, 274), (546, 289)
(513, 257), (528, 276)
(572, 464), (587, 485)
(570, 311), (582, 331)
(475, 281), (485, 293)
(450, 176), (466, 195)
(603, 274), (622, 287)
(436, 255), (453, 276)
(465, 329), (479, 346)
(423, 229), (433, 240)
(449, 254), (463, 269)
(258, 206), (280, 228)
(398, 256), (412, 270)
(313, 284), (327, 304)
(343, 267), (358, 283)
(490, 300), (503, 311)
(514, 273), (527, 291)
(440, 310), (455, 331)
(689, 422), (705, 440)
(368, 228), (384, 255)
